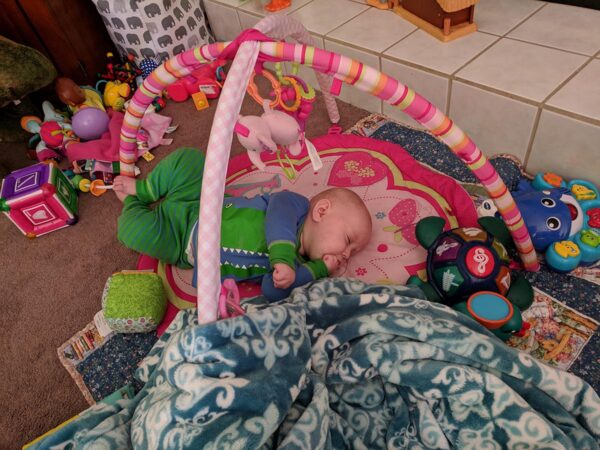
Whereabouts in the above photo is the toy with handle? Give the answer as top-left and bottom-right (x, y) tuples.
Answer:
(117, 16), (538, 325)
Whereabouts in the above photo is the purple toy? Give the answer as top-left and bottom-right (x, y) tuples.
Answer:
(71, 108), (110, 141)
(0, 162), (78, 238)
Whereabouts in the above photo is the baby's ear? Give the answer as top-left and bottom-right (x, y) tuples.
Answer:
(311, 198), (331, 222)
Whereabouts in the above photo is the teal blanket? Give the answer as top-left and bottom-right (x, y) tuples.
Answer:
(32, 279), (600, 449)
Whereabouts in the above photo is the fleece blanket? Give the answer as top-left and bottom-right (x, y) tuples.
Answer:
(31, 279), (600, 449)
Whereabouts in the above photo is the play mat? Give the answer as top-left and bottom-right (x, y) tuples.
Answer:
(140, 131), (478, 335)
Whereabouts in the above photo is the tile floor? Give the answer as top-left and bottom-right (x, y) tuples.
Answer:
(203, 0), (600, 184)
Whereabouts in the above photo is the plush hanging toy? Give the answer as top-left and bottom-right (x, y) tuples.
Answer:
(234, 101), (322, 173)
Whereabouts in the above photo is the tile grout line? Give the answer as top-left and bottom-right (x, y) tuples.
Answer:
(449, 76), (600, 127)
(290, 0), (371, 41)
(501, 36), (595, 58)
(540, 55), (595, 106)
(500, 2), (547, 38)
(522, 106), (544, 170)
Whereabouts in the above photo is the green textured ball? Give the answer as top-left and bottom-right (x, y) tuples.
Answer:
(102, 272), (167, 333)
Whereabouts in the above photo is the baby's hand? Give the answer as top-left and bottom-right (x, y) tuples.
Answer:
(273, 263), (296, 289)
(323, 254), (344, 276)
(112, 176), (137, 202)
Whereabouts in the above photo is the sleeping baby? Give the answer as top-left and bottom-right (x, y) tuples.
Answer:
(113, 147), (372, 300)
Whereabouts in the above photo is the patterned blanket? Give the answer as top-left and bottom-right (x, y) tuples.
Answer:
(32, 279), (600, 449)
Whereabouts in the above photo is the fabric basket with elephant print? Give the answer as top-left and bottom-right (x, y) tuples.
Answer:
(92, 0), (214, 64)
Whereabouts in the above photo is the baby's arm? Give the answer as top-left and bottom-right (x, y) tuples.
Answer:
(261, 259), (328, 301)
(264, 191), (311, 280)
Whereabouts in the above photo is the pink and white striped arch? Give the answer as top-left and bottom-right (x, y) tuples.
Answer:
(118, 15), (539, 324)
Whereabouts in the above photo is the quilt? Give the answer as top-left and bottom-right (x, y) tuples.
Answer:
(32, 279), (599, 449)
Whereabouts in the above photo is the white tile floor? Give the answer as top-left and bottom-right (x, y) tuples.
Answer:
(203, 0), (600, 184)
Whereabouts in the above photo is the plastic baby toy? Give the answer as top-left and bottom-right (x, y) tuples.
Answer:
(166, 60), (226, 102)
(479, 174), (600, 272)
(407, 216), (534, 341)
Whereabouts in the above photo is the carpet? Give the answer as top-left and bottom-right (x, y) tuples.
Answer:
(0, 90), (371, 448)
(58, 114), (599, 405)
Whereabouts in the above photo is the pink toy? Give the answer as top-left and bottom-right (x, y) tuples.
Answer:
(0, 162), (78, 238)
(235, 101), (321, 171)
(166, 59), (226, 102)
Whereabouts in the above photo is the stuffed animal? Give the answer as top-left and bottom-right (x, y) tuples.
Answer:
(98, 80), (131, 112)
(20, 101), (76, 161)
(234, 101), (321, 171)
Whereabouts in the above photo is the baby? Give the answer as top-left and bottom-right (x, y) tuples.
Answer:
(113, 148), (372, 300)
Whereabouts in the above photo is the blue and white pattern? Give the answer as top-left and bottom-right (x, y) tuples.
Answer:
(30, 279), (600, 449)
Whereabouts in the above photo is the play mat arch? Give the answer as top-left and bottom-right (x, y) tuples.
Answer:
(118, 15), (539, 325)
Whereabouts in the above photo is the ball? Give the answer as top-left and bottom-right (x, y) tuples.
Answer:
(72, 107), (109, 141)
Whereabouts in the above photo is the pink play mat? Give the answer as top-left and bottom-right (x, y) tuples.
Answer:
(139, 133), (478, 335)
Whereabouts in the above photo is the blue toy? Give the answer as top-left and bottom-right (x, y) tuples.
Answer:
(479, 174), (600, 272)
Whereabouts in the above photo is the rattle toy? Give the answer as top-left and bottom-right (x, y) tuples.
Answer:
(274, 62), (316, 131)
(407, 216), (533, 340)
(75, 178), (113, 197)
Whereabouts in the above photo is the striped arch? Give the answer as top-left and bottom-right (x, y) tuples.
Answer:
(118, 16), (539, 325)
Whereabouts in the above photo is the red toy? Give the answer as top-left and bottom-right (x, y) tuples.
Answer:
(166, 60), (226, 102)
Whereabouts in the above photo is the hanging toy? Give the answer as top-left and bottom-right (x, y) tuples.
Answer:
(246, 66), (322, 175)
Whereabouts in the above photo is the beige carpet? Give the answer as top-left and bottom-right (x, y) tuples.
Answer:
(0, 92), (369, 447)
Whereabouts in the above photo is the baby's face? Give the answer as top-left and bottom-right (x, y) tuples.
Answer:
(306, 207), (371, 270)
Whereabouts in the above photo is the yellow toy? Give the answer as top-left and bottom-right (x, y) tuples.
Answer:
(192, 91), (209, 111)
(99, 80), (131, 112)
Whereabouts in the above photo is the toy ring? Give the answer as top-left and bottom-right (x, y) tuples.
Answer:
(275, 62), (299, 84)
(246, 70), (281, 109)
(279, 76), (303, 112)
(78, 178), (114, 196)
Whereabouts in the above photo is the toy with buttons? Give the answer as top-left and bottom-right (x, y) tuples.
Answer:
(478, 174), (600, 272)
(532, 172), (600, 271)
(407, 216), (534, 341)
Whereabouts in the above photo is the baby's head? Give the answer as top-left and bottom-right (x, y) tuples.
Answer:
(301, 188), (372, 269)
